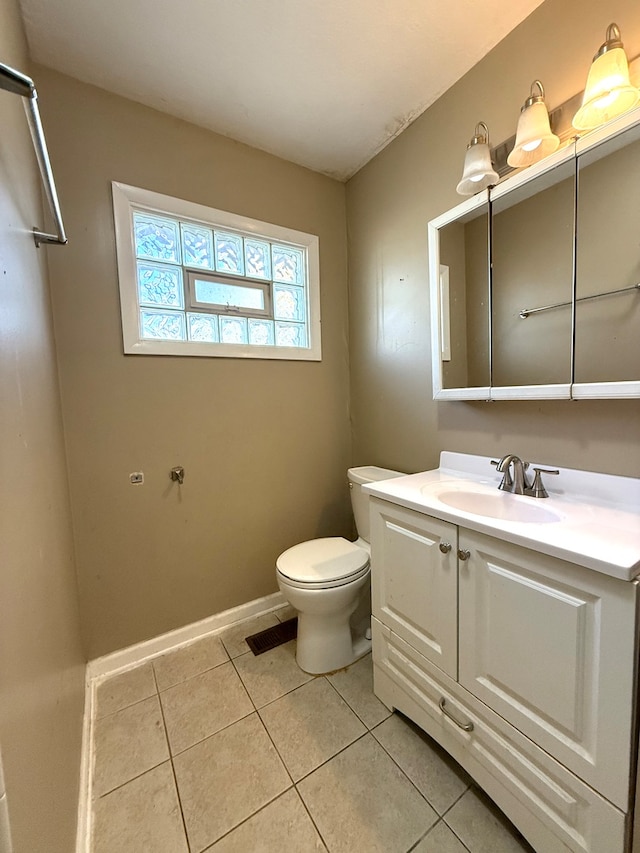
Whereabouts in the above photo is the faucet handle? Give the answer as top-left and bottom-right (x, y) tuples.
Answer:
(525, 467), (559, 499)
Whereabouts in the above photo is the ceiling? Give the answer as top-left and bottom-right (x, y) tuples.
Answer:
(18, 0), (545, 181)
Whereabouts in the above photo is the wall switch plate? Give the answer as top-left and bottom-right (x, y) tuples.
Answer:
(129, 472), (144, 485)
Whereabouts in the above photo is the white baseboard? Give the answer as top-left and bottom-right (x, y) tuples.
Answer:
(87, 591), (286, 679)
(75, 675), (94, 853)
(76, 590), (286, 852)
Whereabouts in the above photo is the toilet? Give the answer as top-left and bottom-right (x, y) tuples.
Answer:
(276, 466), (404, 675)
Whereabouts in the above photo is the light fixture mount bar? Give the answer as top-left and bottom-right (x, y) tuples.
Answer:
(491, 53), (640, 178)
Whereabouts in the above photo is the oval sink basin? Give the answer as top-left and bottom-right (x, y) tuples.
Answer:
(435, 490), (562, 523)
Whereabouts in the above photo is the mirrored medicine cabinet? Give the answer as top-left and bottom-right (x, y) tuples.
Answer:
(428, 106), (640, 401)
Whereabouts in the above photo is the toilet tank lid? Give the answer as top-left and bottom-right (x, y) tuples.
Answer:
(348, 466), (405, 485)
(277, 537), (369, 584)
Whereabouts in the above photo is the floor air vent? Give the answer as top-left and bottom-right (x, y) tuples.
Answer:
(245, 617), (298, 655)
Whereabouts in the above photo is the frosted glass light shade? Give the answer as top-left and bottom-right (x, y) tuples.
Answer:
(573, 26), (639, 131)
(456, 123), (499, 195)
(508, 100), (559, 167)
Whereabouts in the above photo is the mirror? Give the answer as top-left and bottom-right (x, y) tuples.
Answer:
(429, 108), (640, 400)
(437, 201), (490, 391)
(491, 157), (575, 391)
(574, 122), (640, 386)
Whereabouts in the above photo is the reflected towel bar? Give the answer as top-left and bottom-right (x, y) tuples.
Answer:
(520, 283), (640, 319)
(0, 61), (67, 247)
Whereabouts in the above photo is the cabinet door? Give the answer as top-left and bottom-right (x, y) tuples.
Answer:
(370, 498), (458, 678)
(458, 528), (637, 809)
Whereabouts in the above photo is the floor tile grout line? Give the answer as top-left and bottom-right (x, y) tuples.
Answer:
(197, 784), (298, 851)
(92, 757), (170, 801)
(441, 784), (534, 853)
(367, 715), (469, 821)
(229, 652), (261, 713)
(156, 656), (240, 697)
(182, 708), (325, 851)
(441, 784), (472, 819)
(273, 606), (295, 624)
(253, 682), (373, 788)
(253, 702), (296, 786)
(98, 633), (233, 696)
(156, 647), (315, 853)
(156, 660), (256, 756)
(439, 787), (478, 853)
(229, 645), (316, 712)
(165, 707), (256, 760)
(93, 612), (286, 706)
(323, 666), (388, 731)
(290, 729), (371, 785)
(256, 666), (363, 849)
(93, 676), (159, 722)
(289, 725), (438, 851)
(404, 816), (473, 853)
(441, 822), (474, 853)
(151, 663), (193, 853)
(293, 783), (332, 852)
(153, 655), (231, 695)
(405, 818), (438, 853)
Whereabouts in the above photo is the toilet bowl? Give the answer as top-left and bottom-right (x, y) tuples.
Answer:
(276, 466), (404, 675)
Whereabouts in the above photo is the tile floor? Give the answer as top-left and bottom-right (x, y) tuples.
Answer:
(90, 606), (535, 853)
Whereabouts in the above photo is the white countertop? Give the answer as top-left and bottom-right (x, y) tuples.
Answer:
(364, 452), (640, 582)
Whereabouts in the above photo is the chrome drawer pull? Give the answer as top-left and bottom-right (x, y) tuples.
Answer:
(439, 697), (474, 732)
(457, 548), (470, 561)
(439, 542), (452, 553)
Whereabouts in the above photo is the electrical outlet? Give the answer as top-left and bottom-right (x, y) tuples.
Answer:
(129, 472), (144, 485)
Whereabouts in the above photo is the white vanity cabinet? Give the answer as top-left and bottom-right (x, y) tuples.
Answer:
(370, 495), (638, 853)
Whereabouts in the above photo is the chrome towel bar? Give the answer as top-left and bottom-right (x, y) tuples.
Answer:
(520, 282), (639, 319)
(0, 61), (67, 247)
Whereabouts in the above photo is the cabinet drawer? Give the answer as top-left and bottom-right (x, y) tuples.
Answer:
(373, 618), (626, 853)
(458, 529), (637, 810)
(370, 498), (458, 678)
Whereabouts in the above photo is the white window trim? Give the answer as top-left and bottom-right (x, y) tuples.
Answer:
(111, 181), (322, 360)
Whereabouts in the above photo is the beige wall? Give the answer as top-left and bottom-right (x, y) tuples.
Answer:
(37, 68), (352, 658)
(0, 0), (85, 850)
(347, 0), (640, 477)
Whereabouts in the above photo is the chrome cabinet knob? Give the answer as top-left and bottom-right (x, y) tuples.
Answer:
(457, 548), (471, 561)
(439, 542), (452, 554)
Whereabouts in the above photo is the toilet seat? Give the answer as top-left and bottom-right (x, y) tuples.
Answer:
(276, 537), (369, 589)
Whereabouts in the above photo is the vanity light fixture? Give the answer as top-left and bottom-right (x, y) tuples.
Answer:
(507, 80), (559, 168)
(456, 122), (499, 196)
(572, 23), (640, 131)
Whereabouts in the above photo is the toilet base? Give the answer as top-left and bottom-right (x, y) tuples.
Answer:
(295, 610), (372, 675)
(276, 562), (372, 676)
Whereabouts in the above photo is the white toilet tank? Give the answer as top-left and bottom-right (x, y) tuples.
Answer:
(348, 466), (405, 544)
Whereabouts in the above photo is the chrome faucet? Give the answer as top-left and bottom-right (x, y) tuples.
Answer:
(494, 454), (531, 495)
(492, 455), (560, 498)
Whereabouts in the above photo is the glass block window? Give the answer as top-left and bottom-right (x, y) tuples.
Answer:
(113, 182), (321, 360)
(134, 214), (181, 264)
(181, 223), (214, 270)
(137, 262), (184, 308)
